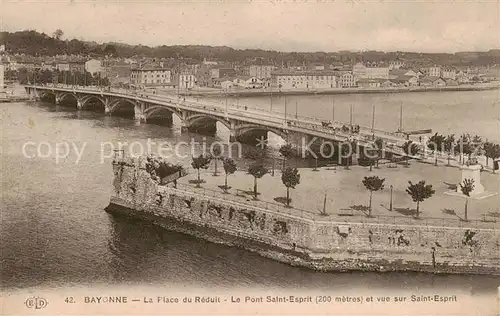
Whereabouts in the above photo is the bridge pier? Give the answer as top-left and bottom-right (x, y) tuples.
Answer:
(134, 103), (146, 123)
(76, 99), (83, 110)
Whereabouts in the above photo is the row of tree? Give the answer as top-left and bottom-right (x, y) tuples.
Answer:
(189, 149), (476, 221)
(7, 68), (111, 86)
(425, 133), (500, 168)
(362, 175), (476, 221)
(368, 134), (500, 171)
(191, 149), (300, 207)
(3, 30), (500, 66)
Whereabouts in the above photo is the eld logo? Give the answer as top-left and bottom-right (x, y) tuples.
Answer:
(25, 296), (48, 309)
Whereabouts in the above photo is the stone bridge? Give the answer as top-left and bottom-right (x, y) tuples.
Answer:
(25, 85), (413, 158)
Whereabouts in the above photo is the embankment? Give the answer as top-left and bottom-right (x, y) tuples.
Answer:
(106, 157), (500, 275)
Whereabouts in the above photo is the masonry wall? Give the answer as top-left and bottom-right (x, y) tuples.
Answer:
(108, 157), (500, 274)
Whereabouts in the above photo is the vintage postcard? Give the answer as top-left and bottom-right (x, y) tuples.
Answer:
(1, 1), (500, 315)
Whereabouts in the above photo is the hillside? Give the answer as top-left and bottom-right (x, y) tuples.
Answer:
(1, 30), (499, 66)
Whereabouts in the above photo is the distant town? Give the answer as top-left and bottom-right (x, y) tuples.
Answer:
(1, 30), (500, 96)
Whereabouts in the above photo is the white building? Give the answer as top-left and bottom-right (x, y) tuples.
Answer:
(85, 59), (103, 75)
(179, 73), (196, 89)
(0, 63), (4, 92)
(130, 67), (172, 87)
(272, 70), (337, 89)
(233, 76), (263, 89)
(441, 68), (457, 80)
(245, 65), (274, 79)
(339, 72), (357, 87)
(352, 63), (389, 79)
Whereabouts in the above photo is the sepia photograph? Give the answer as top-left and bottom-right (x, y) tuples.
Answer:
(1, 1), (500, 315)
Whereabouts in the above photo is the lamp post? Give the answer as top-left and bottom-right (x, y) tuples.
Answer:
(332, 98), (335, 123)
(389, 185), (393, 212)
(371, 103), (376, 133)
(349, 104), (353, 127)
(270, 81), (273, 111)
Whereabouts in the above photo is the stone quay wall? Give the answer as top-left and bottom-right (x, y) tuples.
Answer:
(106, 157), (500, 275)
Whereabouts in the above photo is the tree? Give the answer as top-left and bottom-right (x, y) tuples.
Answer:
(191, 155), (212, 187)
(362, 176), (385, 216)
(459, 178), (475, 221)
(427, 133), (446, 166)
(52, 29), (64, 40)
(454, 134), (474, 164)
(244, 147), (265, 162)
(281, 167), (300, 207)
(103, 44), (118, 57)
(221, 157), (237, 193)
(405, 180), (435, 218)
(211, 146), (222, 176)
(483, 142), (500, 170)
(248, 162), (268, 199)
(483, 141), (494, 166)
(443, 134), (456, 166)
(491, 144), (500, 173)
(279, 143), (295, 169)
(402, 140), (420, 166)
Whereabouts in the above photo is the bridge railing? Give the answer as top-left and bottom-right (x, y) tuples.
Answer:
(30, 84), (410, 147)
(166, 182), (499, 229)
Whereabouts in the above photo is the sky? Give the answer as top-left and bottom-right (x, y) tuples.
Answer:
(2, 0), (500, 53)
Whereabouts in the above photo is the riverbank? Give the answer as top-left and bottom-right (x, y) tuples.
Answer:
(179, 83), (500, 98)
(106, 156), (500, 275)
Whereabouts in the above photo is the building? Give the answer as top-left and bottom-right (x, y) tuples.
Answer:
(102, 60), (132, 85)
(232, 76), (263, 89)
(389, 75), (419, 87)
(352, 63), (389, 79)
(357, 79), (382, 88)
(56, 62), (70, 72)
(41, 62), (56, 71)
(389, 69), (418, 79)
(339, 72), (357, 87)
(272, 70), (337, 89)
(0, 63), (4, 92)
(68, 61), (85, 73)
(441, 68), (457, 80)
(85, 59), (103, 75)
(130, 67), (172, 87)
(179, 73), (196, 89)
(421, 66), (441, 77)
(419, 76), (446, 87)
(210, 67), (236, 79)
(389, 59), (405, 69)
(244, 65), (274, 79)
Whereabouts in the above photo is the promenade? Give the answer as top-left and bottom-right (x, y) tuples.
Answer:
(169, 158), (500, 230)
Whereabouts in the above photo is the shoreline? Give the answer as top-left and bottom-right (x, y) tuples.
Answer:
(179, 84), (500, 98)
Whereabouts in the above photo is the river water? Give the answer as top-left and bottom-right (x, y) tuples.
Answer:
(1, 91), (499, 311)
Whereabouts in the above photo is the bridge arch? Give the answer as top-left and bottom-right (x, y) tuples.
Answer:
(144, 105), (183, 121)
(38, 90), (56, 102)
(235, 124), (288, 142)
(108, 98), (138, 113)
(184, 113), (232, 131)
(79, 95), (107, 111)
(106, 98), (138, 119)
(57, 92), (78, 104)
